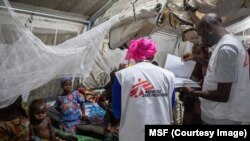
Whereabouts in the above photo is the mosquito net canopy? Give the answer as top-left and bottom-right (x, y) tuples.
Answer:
(0, 0), (123, 108)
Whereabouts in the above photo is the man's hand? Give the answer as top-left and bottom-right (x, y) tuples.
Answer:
(182, 52), (208, 67)
(182, 85), (192, 93)
(182, 52), (193, 61)
(182, 85), (196, 97)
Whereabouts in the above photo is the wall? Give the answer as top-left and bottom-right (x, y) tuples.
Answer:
(151, 32), (178, 67)
(150, 32), (193, 68)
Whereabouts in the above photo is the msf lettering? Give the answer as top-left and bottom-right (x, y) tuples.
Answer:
(149, 129), (168, 136)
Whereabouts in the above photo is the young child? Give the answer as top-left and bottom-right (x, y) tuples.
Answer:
(55, 76), (86, 134)
(79, 91), (106, 125)
(78, 87), (96, 102)
(29, 99), (77, 141)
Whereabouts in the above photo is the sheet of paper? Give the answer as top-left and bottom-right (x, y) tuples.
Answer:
(164, 54), (196, 78)
(164, 54), (200, 88)
(174, 77), (200, 88)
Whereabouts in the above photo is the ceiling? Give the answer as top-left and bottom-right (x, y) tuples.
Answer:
(9, 0), (110, 19)
(7, 0), (249, 26)
(5, 0), (250, 33)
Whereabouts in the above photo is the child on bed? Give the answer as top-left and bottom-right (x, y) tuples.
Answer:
(29, 99), (77, 141)
(55, 76), (86, 134)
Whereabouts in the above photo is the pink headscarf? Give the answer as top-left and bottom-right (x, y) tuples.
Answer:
(125, 37), (157, 63)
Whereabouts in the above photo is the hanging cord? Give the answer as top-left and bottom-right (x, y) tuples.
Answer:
(156, 0), (171, 26)
(129, 0), (138, 21)
(24, 13), (34, 30)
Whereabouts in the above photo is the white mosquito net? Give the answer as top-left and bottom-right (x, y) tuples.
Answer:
(0, 0), (122, 108)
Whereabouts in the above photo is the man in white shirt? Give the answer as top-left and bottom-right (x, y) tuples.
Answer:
(183, 13), (250, 124)
(112, 37), (175, 141)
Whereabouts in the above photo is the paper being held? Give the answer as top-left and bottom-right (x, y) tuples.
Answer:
(164, 54), (196, 78)
(164, 54), (200, 88)
(174, 77), (200, 88)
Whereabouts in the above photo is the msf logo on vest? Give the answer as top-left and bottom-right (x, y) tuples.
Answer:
(130, 78), (154, 98)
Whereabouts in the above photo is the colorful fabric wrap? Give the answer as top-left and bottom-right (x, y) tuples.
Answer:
(125, 37), (157, 63)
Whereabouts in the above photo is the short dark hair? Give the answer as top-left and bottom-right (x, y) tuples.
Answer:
(199, 13), (222, 28)
(29, 99), (46, 118)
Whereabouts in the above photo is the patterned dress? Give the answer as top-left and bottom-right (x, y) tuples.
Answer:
(0, 116), (30, 141)
(55, 90), (85, 134)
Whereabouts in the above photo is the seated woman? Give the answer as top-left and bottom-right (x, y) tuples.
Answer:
(0, 95), (30, 141)
(29, 99), (77, 141)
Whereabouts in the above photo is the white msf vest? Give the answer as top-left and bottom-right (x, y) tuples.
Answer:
(201, 34), (250, 123)
(115, 62), (175, 141)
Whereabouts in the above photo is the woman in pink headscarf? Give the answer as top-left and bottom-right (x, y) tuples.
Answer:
(125, 37), (157, 64)
(112, 37), (176, 141)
